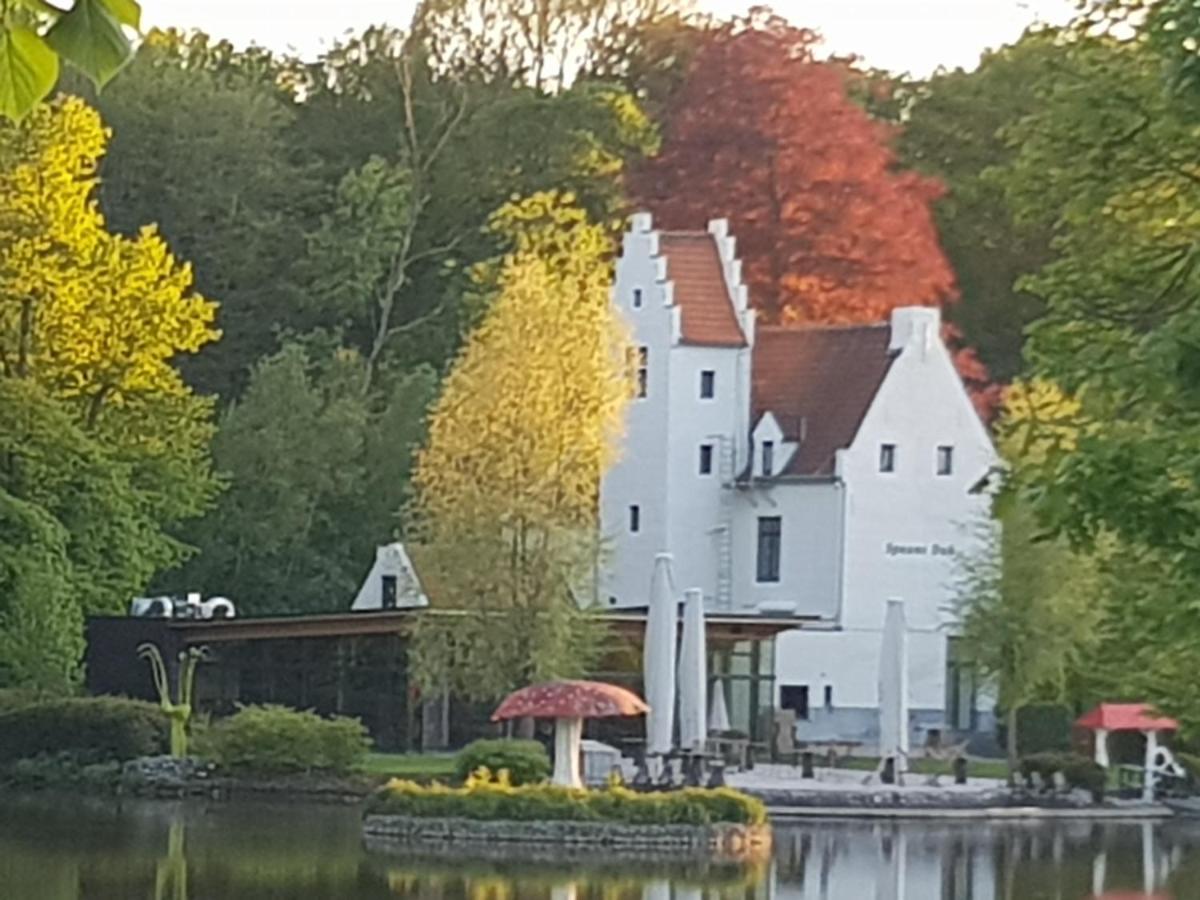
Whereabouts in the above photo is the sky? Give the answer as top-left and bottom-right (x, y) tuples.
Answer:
(142, 0), (1077, 76)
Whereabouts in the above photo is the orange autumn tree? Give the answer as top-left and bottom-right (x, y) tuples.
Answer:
(631, 9), (956, 327)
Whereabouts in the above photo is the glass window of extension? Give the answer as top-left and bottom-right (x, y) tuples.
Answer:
(700, 370), (715, 399)
(780, 685), (809, 720)
(756, 516), (782, 582)
(880, 443), (896, 473)
(699, 443), (714, 475)
(937, 445), (953, 476)
(762, 440), (774, 477)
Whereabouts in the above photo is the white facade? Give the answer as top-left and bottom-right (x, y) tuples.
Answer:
(599, 214), (999, 746)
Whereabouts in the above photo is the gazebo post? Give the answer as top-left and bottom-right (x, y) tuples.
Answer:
(1143, 728), (1159, 803)
(1094, 727), (1110, 768)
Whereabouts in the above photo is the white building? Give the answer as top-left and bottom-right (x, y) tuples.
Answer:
(599, 213), (999, 747)
(351, 542), (429, 611)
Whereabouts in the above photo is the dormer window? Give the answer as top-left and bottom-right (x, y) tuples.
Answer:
(880, 443), (896, 473)
(762, 441), (775, 477)
(632, 287), (643, 309)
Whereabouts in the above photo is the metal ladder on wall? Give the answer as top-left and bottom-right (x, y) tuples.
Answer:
(714, 434), (735, 610)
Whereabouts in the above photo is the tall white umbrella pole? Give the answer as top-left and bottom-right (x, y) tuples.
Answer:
(878, 598), (909, 781)
(644, 553), (678, 772)
(678, 587), (708, 753)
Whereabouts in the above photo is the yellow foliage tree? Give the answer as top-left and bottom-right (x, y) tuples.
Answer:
(996, 378), (1088, 465)
(0, 97), (220, 624)
(0, 97), (218, 428)
(408, 192), (631, 701)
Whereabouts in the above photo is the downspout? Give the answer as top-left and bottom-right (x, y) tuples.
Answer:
(833, 453), (849, 628)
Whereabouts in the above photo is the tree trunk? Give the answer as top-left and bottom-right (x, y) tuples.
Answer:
(1006, 704), (1019, 787)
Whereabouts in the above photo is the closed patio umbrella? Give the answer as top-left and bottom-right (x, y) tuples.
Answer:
(644, 553), (678, 763)
(709, 679), (730, 734)
(678, 587), (708, 752)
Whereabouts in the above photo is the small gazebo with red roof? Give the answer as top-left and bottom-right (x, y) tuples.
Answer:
(1076, 703), (1179, 802)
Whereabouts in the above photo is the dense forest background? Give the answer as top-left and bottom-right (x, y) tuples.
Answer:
(9, 0), (1200, 731)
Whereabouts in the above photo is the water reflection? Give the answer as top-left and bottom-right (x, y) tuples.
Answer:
(2, 795), (1200, 899)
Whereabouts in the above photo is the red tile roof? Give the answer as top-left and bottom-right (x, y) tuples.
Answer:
(752, 324), (895, 476)
(659, 232), (747, 348)
(1076, 703), (1179, 733)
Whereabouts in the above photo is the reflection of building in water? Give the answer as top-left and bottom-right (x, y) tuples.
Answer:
(770, 822), (1186, 899)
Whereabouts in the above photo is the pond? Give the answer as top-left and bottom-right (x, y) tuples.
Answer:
(2, 794), (1200, 899)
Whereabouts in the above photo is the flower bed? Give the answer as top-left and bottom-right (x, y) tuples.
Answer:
(363, 775), (771, 858)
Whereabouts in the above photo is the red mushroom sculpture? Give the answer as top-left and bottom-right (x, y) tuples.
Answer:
(492, 680), (649, 788)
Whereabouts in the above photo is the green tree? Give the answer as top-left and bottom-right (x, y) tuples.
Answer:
(174, 340), (436, 616)
(81, 30), (321, 400)
(407, 193), (631, 701)
(952, 498), (1104, 779)
(0, 97), (219, 685)
(0, 0), (139, 120)
(412, 0), (688, 92)
(898, 32), (1062, 380)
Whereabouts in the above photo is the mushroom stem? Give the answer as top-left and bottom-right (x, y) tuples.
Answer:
(552, 716), (583, 788)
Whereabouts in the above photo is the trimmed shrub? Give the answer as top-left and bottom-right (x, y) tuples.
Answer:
(366, 772), (768, 826)
(454, 739), (551, 786)
(1062, 756), (1106, 802)
(1020, 752), (1106, 802)
(1013, 705), (1072, 756)
(0, 696), (169, 762)
(205, 704), (370, 774)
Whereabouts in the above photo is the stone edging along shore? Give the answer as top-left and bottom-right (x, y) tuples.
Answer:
(362, 815), (772, 858)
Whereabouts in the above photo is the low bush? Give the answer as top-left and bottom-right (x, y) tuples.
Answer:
(366, 770), (768, 826)
(1020, 752), (1105, 801)
(0, 696), (169, 763)
(204, 704), (371, 774)
(0, 688), (41, 715)
(454, 739), (551, 786)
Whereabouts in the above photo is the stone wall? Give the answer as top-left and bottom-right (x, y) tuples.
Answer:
(362, 815), (770, 860)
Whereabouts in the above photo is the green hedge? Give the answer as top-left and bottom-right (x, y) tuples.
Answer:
(366, 776), (768, 826)
(454, 739), (551, 786)
(0, 696), (169, 762)
(205, 704), (371, 774)
(1009, 705), (1072, 755)
(1020, 752), (1106, 800)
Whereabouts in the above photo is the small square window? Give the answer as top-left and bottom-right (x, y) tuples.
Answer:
(629, 505), (640, 533)
(632, 287), (643, 309)
(937, 445), (954, 476)
(762, 441), (775, 477)
(699, 444), (714, 475)
(699, 370), (715, 399)
(631, 346), (648, 399)
(880, 443), (896, 473)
